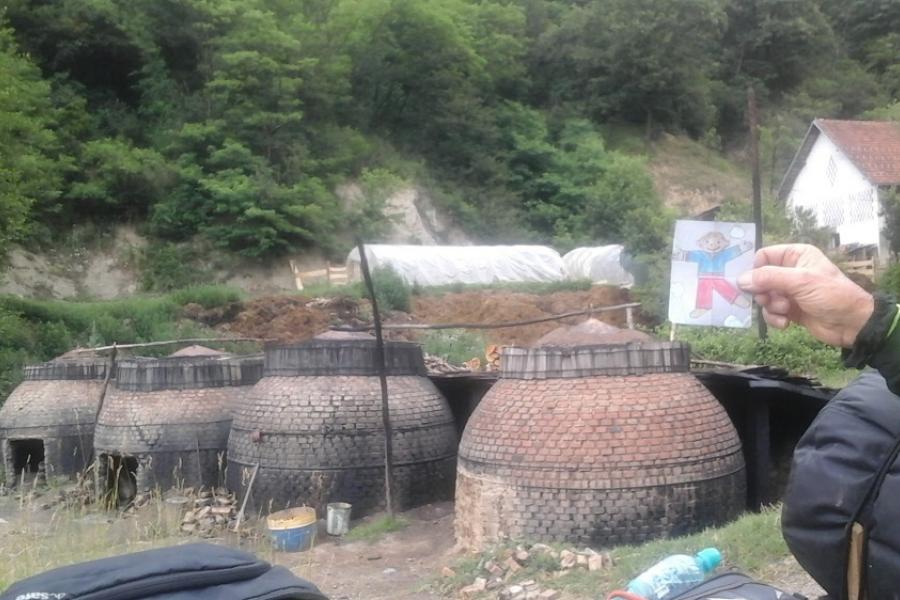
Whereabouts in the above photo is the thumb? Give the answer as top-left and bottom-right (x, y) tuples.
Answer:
(738, 265), (808, 296)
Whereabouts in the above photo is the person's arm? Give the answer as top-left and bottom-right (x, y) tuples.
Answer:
(736, 244), (900, 392)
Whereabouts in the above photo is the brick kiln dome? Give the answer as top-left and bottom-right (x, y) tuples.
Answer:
(227, 340), (458, 516)
(93, 355), (262, 493)
(1, 359), (110, 483)
(455, 341), (745, 548)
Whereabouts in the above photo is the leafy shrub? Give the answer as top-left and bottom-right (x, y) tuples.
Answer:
(139, 242), (212, 292)
(371, 266), (411, 313)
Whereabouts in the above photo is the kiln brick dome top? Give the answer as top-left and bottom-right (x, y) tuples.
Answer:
(263, 339), (426, 377)
(534, 319), (653, 347)
(501, 341), (690, 379)
(115, 355), (263, 392)
(23, 358), (111, 381)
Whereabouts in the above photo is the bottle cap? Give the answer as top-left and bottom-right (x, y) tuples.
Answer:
(696, 547), (722, 572)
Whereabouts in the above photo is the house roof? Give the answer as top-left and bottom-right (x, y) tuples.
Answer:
(778, 119), (900, 201)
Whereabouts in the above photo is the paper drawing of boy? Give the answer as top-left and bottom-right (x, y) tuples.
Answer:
(674, 231), (752, 319)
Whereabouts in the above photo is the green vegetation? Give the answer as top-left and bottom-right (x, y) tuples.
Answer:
(437, 506), (791, 597)
(344, 515), (409, 543)
(0, 287), (243, 399)
(678, 324), (853, 385)
(422, 329), (487, 364)
(0, 0), (895, 266)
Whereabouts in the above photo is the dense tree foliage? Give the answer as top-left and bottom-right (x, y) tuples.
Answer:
(0, 0), (897, 259)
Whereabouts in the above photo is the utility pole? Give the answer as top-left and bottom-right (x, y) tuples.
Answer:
(748, 86), (767, 340)
(356, 239), (395, 517)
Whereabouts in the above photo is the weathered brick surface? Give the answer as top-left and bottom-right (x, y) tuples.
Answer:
(95, 383), (249, 491)
(455, 373), (745, 548)
(227, 375), (458, 515)
(0, 379), (104, 482)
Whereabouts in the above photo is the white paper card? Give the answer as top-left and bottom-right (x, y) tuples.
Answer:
(668, 220), (755, 328)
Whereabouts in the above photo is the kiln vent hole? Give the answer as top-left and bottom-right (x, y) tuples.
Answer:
(101, 454), (138, 506)
(11, 439), (44, 478)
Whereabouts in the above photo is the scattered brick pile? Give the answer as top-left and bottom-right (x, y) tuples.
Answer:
(448, 543), (613, 599)
(176, 488), (239, 537)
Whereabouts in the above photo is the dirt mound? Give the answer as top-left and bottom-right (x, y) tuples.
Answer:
(214, 285), (642, 347)
(219, 296), (363, 342)
(410, 285), (636, 346)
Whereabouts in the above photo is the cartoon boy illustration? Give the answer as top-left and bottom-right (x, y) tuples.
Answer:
(674, 231), (752, 319)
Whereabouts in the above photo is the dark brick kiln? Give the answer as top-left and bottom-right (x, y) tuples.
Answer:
(227, 340), (458, 515)
(93, 355), (262, 493)
(0, 359), (109, 483)
(455, 339), (746, 548)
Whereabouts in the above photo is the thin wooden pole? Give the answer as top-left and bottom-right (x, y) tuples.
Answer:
(93, 343), (118, 499)
(748, 86), (767, 341)
(356, 239), (395, 517)
(331, 303), (642, 333)
(233, 463), (259, 533)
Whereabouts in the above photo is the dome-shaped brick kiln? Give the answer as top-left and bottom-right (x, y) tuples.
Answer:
(455, 339), (745, 548)
(93, 355), (262, 495)
(0, 359), (109, 484)
(227, 340), (458, 515)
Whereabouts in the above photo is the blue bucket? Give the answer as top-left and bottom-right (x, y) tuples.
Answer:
(267, 507), (317, 552)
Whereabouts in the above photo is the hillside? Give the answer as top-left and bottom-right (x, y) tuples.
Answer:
(0, 131), (749, 300)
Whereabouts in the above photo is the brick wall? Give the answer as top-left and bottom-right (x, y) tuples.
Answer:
(0, 380), (103, 483)
(455, 373), (746, 548)
(227, 375), (458, 515)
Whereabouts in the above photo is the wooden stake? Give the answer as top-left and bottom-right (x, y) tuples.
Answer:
(233, 463), (259, 533)
(748, 86), (767, 340)
(356, 239), (395, 517)
(93, 343), (118, 499)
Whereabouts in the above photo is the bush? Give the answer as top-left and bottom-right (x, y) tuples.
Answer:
(371, 266), (411, 313)
(139, 242), (212, 292)
(170, 285), (242, 308)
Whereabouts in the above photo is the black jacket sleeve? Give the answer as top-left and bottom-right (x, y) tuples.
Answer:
(843, 292), (900, 395)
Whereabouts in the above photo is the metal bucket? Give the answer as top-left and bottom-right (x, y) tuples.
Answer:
(326, 502), (352, 536)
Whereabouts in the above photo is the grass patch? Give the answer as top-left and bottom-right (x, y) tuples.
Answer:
(344, 515), (409, 542)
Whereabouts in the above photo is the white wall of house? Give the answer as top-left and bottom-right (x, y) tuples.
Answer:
(787, 133), (882, 255)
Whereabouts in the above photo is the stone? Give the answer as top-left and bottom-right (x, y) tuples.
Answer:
(441, 567), (457, 578)
(530, 543), (553, 554)
(501, 584), (525, 600)
(504, 557), (523, 573)
(588, 554), (606, 572)
(559, 550), (577, 569)
(486, 577), (503, 590)
(181, 523), (196, 533)
(514, 550), (530, 563)
(576, 554), (588, 567)
(486, 561), (504, 577)
(382, 568), (397, 575)
(459, 577), (486, 598)
(538, 590), (560, 600)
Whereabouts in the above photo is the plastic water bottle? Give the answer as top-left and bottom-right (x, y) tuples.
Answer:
(623, 547), (721, 600)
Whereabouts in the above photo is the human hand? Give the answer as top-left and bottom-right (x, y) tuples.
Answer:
(737, 244), (874, 348)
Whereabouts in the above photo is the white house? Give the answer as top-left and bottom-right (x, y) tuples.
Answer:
(779, 119), (900, 260)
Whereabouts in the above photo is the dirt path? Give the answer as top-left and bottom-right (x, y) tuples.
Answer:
(279, 502), (457, 600)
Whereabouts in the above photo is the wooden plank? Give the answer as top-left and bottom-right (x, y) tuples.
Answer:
(847, 521), (866, 600)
